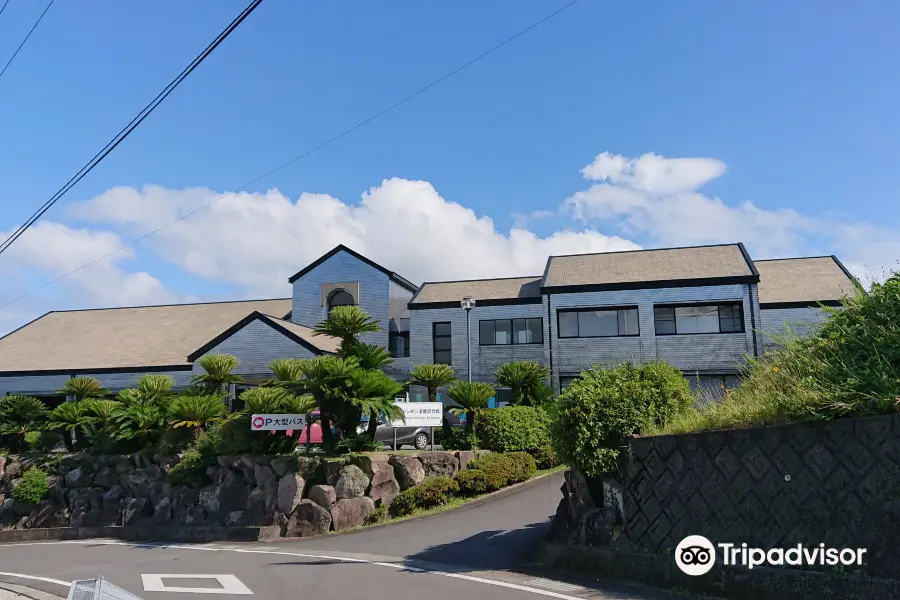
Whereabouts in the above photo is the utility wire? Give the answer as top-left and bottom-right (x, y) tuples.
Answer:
(0, 0), (54, 80)
(0, 0), (264, 256)
(0, 0), (582, 311)
(0, 0), (12, 19)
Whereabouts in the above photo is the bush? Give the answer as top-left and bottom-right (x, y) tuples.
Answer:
(168, 426), (220, 487)
(389, 476), (459, 517)
(366, 503), (388, 524)
(216, 413), (298, 455)
(12, 467), (49, 504)
(454, 469), (491, 496)
(23, 431), (41, 449)
(530, 444), (560, 470)
(437, 427), (477, 450)
(468, 452), (536, 490)
(475, 406), (554, 467)
(552, 362), (692, 478)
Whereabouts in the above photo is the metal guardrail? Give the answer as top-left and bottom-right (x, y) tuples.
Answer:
(67, 578), (143, 600)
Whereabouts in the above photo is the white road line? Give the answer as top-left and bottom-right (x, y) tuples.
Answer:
(525, 578), (583, 592)
(142, 574), (252, 595)
(1, 541), (589, 600)
(0, 572), (70, 588)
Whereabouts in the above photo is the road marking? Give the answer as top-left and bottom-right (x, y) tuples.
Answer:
(141, 574), (252, 595)
(524, 578), (583, 592)
(3, 541), (589, 600)
(0, 572), (70, 587)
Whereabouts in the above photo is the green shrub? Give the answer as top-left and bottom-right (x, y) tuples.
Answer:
(335, 434), (380, 453)
(437, 427), (477, 450)
(12, 467), (49, 504)
(23, 431), (41, 449)
(530, 444), (560, 470)
(475, 405), (554, 468)
(454, 469), (490, 496)
(468, 452), (536, 490)
(552, 362), (692, 478)
(216, 413), (298, 455)
(366, 503), (388, 524)
(168, 425), (220, 487)
(389, 476), (459, 517)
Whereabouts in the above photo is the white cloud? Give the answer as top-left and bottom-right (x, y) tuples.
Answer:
(68, 179), (640, 292)
(581, 152), (727, 193)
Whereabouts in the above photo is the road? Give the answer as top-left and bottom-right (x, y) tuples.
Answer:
(0, 472), (681, 600)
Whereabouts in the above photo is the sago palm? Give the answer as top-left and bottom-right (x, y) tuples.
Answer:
(348, 370), (405, 438)
(343, 341), (394, 370)
(192, 354), (244, 391)
(446, 381), (495, 435)
(115, 402), (165, 448)
(409, 364), (456, 403)
(240, 387), (290, 415)
(58, 376), (108, 400)
(48, 401), (90, 451)
(494, 361), (551, 405)
(0, 395), (48, 435)
(314, 305), (381, 349)
(168, 394), (227, 433)
(268, 358), (306, 384)
(119, 374), (176, 407)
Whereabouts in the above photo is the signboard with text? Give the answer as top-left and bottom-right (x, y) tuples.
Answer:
(250, 413), (306, 431)
(391, 402), (443, 428)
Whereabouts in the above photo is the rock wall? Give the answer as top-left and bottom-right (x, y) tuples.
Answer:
(0, 450), (474, 537)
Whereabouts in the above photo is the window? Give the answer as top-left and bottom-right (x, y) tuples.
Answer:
(479, 318), (543, 345)
(433, 322), (452, 365)
(560, 375), (581, 390)
(327, 289), (355, 312)
(654, 303), (744, 335)
(688, 374), (742, 399)
(557, 307), (639, 338)
(389, 331), (410, 358)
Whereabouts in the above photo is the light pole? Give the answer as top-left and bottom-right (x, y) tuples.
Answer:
(460, 296), (476, 383)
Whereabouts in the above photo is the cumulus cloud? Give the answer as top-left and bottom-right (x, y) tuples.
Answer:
(68, 178), (640, 292)
(581, 152), (727, 193)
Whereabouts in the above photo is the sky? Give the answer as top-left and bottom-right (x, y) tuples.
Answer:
(1, 0), (899, 335)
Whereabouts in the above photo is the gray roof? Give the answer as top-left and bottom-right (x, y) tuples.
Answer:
(410, 276), (542, 305)
(0, 298), (292, 373)
(755, 257), (856, 305)
(542, 243), (756, 289)
(262, 314), (341, 354)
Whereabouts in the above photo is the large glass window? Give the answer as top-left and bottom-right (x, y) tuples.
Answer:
(479, 318), (543, 345)
(557, 307), (639, 338)
(654, 303), (744, 335)
(327, 289), (355, 312)
(433, 322), (452, 364)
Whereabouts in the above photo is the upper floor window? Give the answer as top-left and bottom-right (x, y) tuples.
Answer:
(479, 318), (543, 346)
(327, 289), (355, 312)
(433, 322), (452, 365)
(557, 307), (639, 338)
(654, 303), (744, 335)
(389, 331), (410, 358)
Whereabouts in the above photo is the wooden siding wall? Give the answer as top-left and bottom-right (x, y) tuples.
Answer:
(409, 303), (547, 383)
(0, 370), (193, 396)
(290, 251), (390, 349)
(760, 306), (831, 351)
(192, 320), (316, 377)
(548, 283), (758, 393)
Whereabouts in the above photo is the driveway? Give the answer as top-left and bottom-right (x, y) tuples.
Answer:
(0, 472), (687, 599)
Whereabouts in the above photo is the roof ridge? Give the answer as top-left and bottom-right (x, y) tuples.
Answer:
(547, 242), (741, 260)
(418, 274), (542, 285)
(44, 297), (291, 315)
(754, 256), (835, 263)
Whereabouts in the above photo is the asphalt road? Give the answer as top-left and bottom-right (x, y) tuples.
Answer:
(0, 472), (686, 600)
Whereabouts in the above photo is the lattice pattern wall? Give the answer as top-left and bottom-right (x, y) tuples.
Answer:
(617, 414), (900, 576)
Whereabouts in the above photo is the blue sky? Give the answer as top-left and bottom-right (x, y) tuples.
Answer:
(1, 0), (898, 332)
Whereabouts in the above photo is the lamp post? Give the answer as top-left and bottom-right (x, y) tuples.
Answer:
(460, 296), (476, 383)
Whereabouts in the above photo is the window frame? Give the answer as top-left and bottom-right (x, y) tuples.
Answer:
(388, 330), (410, 358)
(432, 321), (452, 365)
(478, 317), (544, 346)
(653, 302), (745, 336)
(555, 306), (640, 339)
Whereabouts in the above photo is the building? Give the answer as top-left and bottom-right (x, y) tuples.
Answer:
(0, 243), (858, 401)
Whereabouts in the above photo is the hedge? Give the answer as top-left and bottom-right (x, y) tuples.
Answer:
(474, 406), (559, 468)
(389, 476), (459, 517)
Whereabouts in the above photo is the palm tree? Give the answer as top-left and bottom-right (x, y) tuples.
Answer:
(446, 381), (495, 435)
(494, 361), (551, 405)
(59, 376), (108, 400)
(192, 354), (244, 393)
(314, 305), (381, 349)
(119, 374), (176, 407)
(268, 358), (306, 384)
(409, 364), (456, 403)
(344, 341), (393, 370)
(48, 401), (90, 451)
(115, 403), (164, 448)
(268, 359), (320, 453)
(0, 395), (48, 452)
(348, 370), (405, 438)
(240, 387), (291, 415)
(168, 394), (228, 434)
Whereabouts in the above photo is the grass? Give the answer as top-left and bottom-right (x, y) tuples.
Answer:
(334, 464), (566, 533)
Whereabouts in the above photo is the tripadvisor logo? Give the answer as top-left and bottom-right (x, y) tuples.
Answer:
(674, 536), (867, 575)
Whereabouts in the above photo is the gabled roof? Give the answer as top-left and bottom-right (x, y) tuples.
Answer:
(755, 256), (858, 308)
(187, 312), (340, 360)
(287, 244), (418, 292)
(0, 298), (292, 376)
(408, 276), (542, 309)
(541, 243), (759, 293)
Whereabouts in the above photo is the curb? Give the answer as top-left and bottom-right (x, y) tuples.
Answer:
(0, 581), (65, 600)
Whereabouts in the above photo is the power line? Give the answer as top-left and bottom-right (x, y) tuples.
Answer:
(0, 0), (12, 19)
(0, 0), (583, 311)
(0, 0), (265, 256)
(0, 0), (54, 80)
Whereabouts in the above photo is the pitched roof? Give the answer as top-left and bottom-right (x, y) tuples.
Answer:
(287, 244), (418, 292)
(755, 256), (857, 307)
(541, 243), (758, 292)
(408, 276), (542, 308)
(187, 312), (340, 360)
(0, 298), (292, 375)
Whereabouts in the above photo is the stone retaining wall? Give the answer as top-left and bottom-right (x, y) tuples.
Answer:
(0, 450), (475, 537)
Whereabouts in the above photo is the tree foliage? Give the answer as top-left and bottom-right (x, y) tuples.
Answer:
(408, 364), (456, 403)
(446, 381), (495, 434)
(494, 361), (551, 405)
(192, 354), (244, 391)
